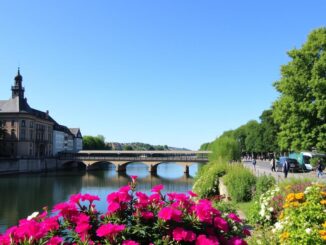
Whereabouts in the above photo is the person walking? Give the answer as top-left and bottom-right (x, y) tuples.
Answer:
(283, 159), (289, 178)
(316, 160), (324, 178)
(252, 158), (256, 170)
(271, 157), (276, 172)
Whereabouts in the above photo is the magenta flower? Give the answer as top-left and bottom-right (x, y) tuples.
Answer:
(228, 236), (248, 245)
(81, 193), (100, 203)
(140, 211), (154, 220)
(158, 207), (182, 222)
(196, 234), (220, 245)
(228, 213), (242, 223)
(47, 236), (63, 245)
(107, 201), (120, 214)
(214, 217), (229, 232)
(188, 190), (198, 197)
(151, 184), (164, 193)
(69, 193), (82, 204)
(96, 223), (125, 238)
(131, 176), (138, 182)
(122, 240), (139, 245)
(172, 227), (196, 242)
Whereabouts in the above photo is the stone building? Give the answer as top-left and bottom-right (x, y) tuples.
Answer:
(0, 69), (82, 157)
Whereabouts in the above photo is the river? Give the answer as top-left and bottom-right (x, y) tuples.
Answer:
(0, 162), (201, 233)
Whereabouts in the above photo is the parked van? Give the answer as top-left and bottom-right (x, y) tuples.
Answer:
(289, 152), (326, 171)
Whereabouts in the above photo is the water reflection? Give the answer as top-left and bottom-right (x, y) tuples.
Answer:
(0, 162), (201, 233)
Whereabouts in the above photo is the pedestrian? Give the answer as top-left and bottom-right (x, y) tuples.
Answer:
(283, 159), (289, 178)
(271, 157), (276, 172)
(252, 158), (256, 170)
(316, 160), (324, 178)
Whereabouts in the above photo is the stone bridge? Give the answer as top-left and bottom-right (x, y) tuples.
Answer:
(58, 150), (211, 175)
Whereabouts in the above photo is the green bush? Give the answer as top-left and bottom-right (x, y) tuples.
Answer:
(255, 175), (276, 197)
(223, 164), (256, 202)
(193, 161), (228, 198)
(209, 136), (241, 162)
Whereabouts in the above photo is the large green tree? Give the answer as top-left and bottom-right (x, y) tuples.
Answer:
(273, 27), (326, 152)
(259, 109), (279, 153)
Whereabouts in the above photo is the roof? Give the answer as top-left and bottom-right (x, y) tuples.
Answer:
(0, 97), (19, 112)
(69, 128), (82, 137)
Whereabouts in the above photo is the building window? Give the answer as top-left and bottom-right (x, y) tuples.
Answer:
(11, 129), (16, 139)
(30, 121), (34, 128)
(21, 120), (26, 127)
(30, 130), (33, 140)
(20, 129), (26, 140)
(11, 120), (15, 127)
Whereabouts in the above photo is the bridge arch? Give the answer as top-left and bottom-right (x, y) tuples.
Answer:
(60, 160), (86, 170)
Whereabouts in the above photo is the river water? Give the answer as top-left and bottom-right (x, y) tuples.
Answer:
(0, 162), (201, 233)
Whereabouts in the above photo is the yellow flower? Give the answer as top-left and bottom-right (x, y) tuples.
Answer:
(320, 200), (326, 205)
(279, 211), (284, 220)
(319, 230), (326, 236)
(295, 192), (304, 200)
(280, 232), (289, 241)
(322, 235), (326, 241)
(315, 183), (325, 188)
(283, 203), (289, 208)
(291, 201), (300, 208)
(322, 221), (326, 228)
(286, 193), (295, 202)
(321, 192), (326, 197)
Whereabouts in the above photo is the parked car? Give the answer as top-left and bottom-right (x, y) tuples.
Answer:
(276, 157), (302, 172)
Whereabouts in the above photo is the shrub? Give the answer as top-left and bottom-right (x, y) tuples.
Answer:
(223, 164), (256, 202)
(0, 176), (250, 245)
(254, 175), (275, 197)
(193, 161), (228, 198)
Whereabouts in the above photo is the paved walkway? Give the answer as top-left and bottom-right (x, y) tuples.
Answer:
(242, 160), (326, 183)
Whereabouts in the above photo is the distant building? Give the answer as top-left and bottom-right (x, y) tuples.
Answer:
(0, 69), (82, 157)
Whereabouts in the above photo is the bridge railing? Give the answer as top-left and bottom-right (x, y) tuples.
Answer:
(58, 155), (208, 162)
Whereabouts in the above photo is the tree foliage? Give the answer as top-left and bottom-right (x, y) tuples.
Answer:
(273, 27), (326, 152)
(83, 135), (106, 150)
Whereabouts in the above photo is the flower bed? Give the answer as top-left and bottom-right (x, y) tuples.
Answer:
(249, 181), (326, 244)
(0, 176), (250, 244)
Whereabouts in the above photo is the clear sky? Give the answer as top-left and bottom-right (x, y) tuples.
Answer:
(0, 1), (325, 150)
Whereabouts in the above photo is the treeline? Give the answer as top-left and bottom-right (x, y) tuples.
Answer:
(201, 27), (326, 158)
(82, 135), (170, 151)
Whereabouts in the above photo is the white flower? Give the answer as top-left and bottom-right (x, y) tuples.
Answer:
(274, 221), (283, 230)
(305, 228), (312, 234)
(268, 207), (274, 212)
(27, 211), (39, 221)
(266, 215), (271, 220)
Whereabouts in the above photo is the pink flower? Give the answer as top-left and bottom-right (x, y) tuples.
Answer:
(158, 207), (182, 222)
(195, 199), (220, 223)
(228, 213), (242, 223)
(107, 201), (120, 214)
(172, 227), (196, 242)
(131, 176), (138, 182)
(81, 193), (100, 203)
(228, 237), (248, 245)
(214, 217), (229, 232)
(141, 211), (154, 220)
(0, 234), (10, 245)
(123, 240), (139, 245)
(96, 223), (125, 238)
(188, 190), (198, 197)
(69, 193), (82, 204)
(196, 234), (219, 245)
(47, 236), (63, 245)
(53, 202), (78, 220)
(151, 184), (164, 193)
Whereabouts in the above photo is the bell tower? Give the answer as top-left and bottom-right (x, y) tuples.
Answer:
(11, 68), (25, 99)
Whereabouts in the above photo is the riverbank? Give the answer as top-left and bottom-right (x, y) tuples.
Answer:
(0, 158), (58, 175)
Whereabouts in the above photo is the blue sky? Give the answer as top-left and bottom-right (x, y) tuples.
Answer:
(0, 1), (325, 150)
